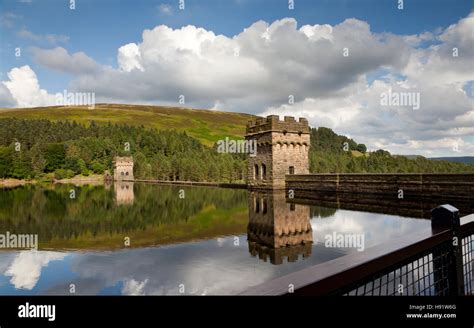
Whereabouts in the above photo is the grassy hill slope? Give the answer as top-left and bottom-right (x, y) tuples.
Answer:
(0, 104), (254, 146)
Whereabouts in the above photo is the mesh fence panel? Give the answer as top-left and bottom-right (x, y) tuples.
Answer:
(462, 234), (474, 295)
(340, 231), (474, 296)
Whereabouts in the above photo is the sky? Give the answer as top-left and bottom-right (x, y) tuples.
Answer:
(0, 0), (473, 157)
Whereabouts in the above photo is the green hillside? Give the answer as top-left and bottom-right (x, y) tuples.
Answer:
(0, 104), (254, 146)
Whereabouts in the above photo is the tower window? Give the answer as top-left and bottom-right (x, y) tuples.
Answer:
(254, 164), (259, 180)
(289, 166), (295, 175)
(261, 164), (266, 180)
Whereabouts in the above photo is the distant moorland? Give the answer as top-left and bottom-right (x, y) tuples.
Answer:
(0, 104), (253, 146)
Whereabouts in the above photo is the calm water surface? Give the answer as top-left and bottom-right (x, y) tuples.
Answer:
(0, 183), (431, 295)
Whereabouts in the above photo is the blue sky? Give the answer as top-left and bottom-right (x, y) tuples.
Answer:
(0, 0), (473, 156)
(1, 0), (473, 92)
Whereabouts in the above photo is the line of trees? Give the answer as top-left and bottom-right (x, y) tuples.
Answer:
(0, 118), (472, 181)
(0, 118), (246, 182)
(309, 127), (474, 173)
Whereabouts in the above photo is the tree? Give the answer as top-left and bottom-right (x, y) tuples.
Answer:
(54, 169), (75, 180)
(30, 144), (46, 175)
(134, 151), (152, 179)
(356, 144), (367, 153)
(65, 156), (81, 174)
(78, 159), (89, 176)
(11, 151), (33, 179)
(90, 160), (106, 174)
(45, 143), (66, 172)
(0, 146), (12, 178)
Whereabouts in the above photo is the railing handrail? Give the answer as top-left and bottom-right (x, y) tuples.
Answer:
(240, 212), (474, 296)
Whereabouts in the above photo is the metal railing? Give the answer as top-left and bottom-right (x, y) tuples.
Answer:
(241, 204), (474, 296)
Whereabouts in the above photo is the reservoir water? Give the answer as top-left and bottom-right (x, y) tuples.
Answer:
(0, 183), (433, 295)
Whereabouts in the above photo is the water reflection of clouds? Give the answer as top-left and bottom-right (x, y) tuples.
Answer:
(44, 237), (343, 295)
(64, 240), (277, 295)
(122, 278), (149, 295)
(311, 209), (429, 248)
(1, 251), (65, 290)
(216, 237), (226, 247)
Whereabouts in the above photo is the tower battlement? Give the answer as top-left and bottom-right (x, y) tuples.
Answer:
(245, 115), (311, 189)
(246, 115), (310, 135)
(114, 156), (133, 164)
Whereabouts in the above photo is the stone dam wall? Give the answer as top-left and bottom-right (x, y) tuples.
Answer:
(286, 173), (474, 200)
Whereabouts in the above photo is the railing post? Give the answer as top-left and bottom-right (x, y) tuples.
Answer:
(431, 204), (464, 295)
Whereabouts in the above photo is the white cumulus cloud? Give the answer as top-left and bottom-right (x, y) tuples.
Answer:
(2, 65), (56, 107)
(32, 47), (100, 75)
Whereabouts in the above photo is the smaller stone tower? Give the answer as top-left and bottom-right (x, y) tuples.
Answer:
(113, 156), (134, 181)
(245, 115), (310, 189)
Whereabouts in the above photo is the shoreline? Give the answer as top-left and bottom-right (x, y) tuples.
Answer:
(0, 179), (35, 188)
(55, 175), (105, 186)
(133, 179), (247, 189)
(0, 175), (105, 188)
(1, 176), (247, 189)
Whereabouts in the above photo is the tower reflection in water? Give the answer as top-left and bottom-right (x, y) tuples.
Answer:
(114, 181), (135, 205)
(247, 191), (313, 265)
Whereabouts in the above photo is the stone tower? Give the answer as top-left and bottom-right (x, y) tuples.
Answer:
(113, 156), (134, 181)
(245, 115), (310, 189)
(247, 191), (313, 265)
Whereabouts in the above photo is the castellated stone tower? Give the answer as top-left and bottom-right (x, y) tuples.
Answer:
(245, 115), (310, 189)
(113, 156), (134, 181)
